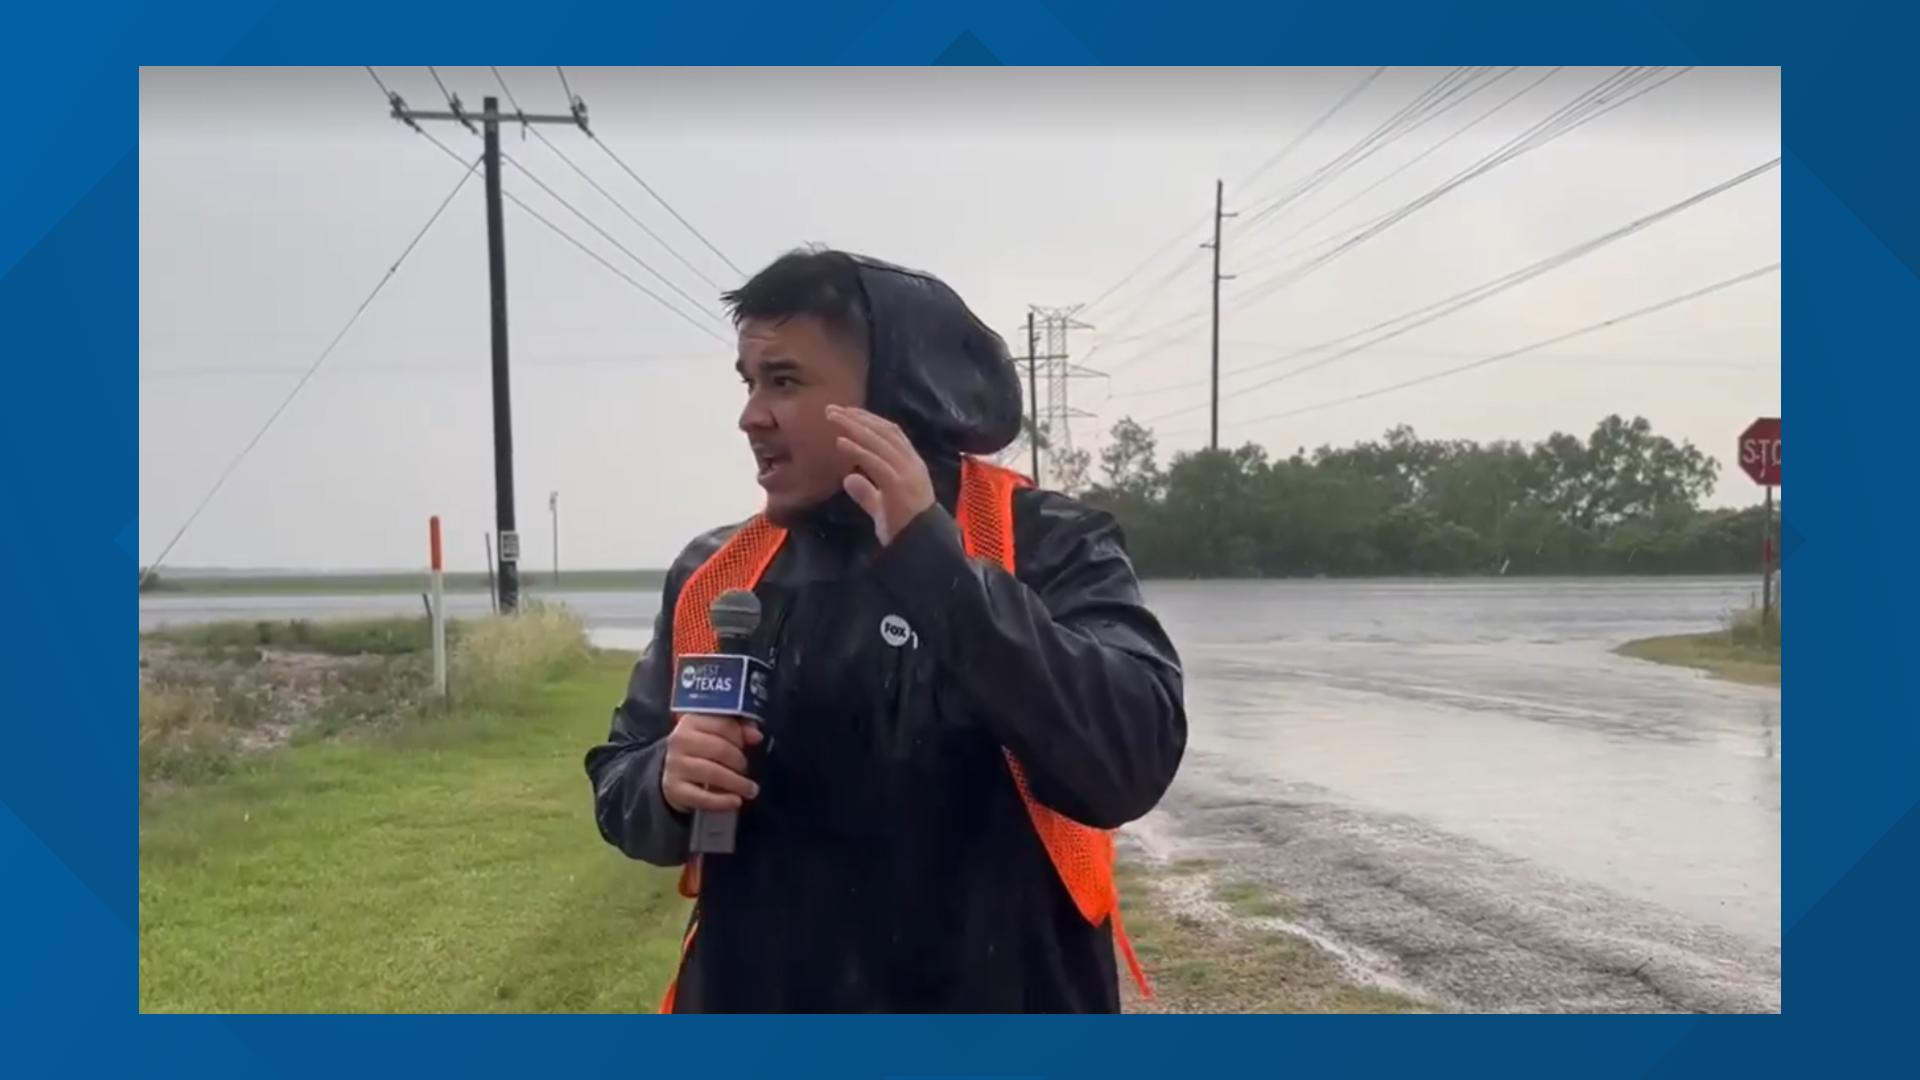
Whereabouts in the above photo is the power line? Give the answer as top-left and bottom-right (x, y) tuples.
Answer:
(1091, 67), (1569, 375)
(1052, 346), (1774, 384)
(365, 66), (423, 132)
(530, 127), (725, 292)
(1163, 262), (1780, 440)
(553, 66), (745, 279)
(1092, 68), (1690, 393)
(412, 127), (727, 343)
(1234, 67), (1453, 238)
(1088, 68), (1470, 366)
(383, 78), (726, 350)
(1229, 67), (1693, 312)
(1235, 66), (1506, 237)
(1235, 66), (1387, 198)
(1078, 66), (1386, 328)
(1134, 155), (1780, 421)
(1237, 66), (1483, 233)
(491, 67), (724, 293)
(426, 66), (477, 132)
(1087, 218), (1381, 376)
(1230, 156), (1778, 393)
(501, 186), (725, 343)
(1235, 66), (1557, 271)
(140, 157), (482, 584)
(498, 147), (721, 318)
(1083, 252), (1206, 369)
(1234, 67), (1646, 292)
(586, 136), (745, 280)
(1080, 222), (1207, 323)
(1118, 72), (1510, 395)
(490, 66), (524, 110)
(1163, 64), (1680, 361)
(142, 353), (717, 379)
(1087, 70), (1410, 350)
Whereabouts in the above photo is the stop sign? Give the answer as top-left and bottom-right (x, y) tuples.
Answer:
(1739, 417), (1780, 487)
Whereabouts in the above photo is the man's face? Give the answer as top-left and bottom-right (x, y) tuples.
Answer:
(736, 315), (868, 524)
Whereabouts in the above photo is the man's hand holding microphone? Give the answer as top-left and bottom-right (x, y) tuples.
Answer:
(663, 407), (930, 834)
(664, 589), (772, 854)
(663, 714), (762, 814)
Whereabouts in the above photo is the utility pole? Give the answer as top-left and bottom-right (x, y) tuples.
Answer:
(481, 98), (521, 613)
(1761, 485), (1775, 623)
(384, 87), (589, 615)
(1203, 179), (1237, 451)
(1026, 311), (1041, 482)
(550, 490), (560, 589)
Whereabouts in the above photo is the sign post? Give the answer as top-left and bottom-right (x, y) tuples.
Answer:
(1738, 417), (1781, 622)
(429, 516), (447, 700)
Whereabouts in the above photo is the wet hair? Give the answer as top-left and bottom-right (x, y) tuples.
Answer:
(721, 246), (871, 358)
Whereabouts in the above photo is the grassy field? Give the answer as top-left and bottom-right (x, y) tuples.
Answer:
(141, 613), (1415, 1014)
(146, 615), (446, 655)
(1115, 858), (1425, 1014)
(1617, 606), (1781, 686)
(139, 631), (687, 1013)
(142, 568), (668, 596)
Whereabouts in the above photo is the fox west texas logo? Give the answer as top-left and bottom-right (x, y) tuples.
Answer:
(879, 614), (917, 649)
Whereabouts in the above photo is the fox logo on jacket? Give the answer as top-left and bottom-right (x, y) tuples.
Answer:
(879, 614), (914, 648)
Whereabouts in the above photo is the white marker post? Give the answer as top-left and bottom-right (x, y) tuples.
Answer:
(429, 515), (448, 699)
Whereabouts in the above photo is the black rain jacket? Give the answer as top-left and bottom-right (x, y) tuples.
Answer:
(584, 254), (1186, 1013)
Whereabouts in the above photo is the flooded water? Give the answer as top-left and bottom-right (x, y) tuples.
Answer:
(1152, 578), (1778, 938)
(1135, 577), (1779, 1013)
(140, 575), (1778, 1011)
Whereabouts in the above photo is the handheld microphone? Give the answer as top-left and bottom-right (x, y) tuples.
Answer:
(671, 588), (770, 855)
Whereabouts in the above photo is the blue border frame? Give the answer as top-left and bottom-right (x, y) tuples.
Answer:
(8, 0), (1913, 1073)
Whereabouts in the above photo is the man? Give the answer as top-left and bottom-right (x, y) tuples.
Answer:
(585, 248), (1185, 1013)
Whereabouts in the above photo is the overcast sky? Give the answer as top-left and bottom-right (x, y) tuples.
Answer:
(139, 66), (1780, 571)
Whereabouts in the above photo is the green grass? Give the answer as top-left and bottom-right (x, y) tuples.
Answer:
(139, 649), (688, 1013)
(144, 569), (668, 596)
(140, 616), (449, 786)
(1617, 606), (1781, 686)
(1115, 860), (1425, 1014)
(1213, 880), (1300, 920)
(139, 611), (1415, 1014)
(145, 616), (441, 656)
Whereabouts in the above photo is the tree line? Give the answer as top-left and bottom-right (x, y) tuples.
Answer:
(1036, 414), (1772, 578)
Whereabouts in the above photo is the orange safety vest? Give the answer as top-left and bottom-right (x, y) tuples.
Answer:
(656, 455), (1150, 1013)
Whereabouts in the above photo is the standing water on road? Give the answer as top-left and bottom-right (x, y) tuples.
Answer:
(1138, 576), (1779, 1012)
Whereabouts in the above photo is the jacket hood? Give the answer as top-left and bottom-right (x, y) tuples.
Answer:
(848, 254), (1024, 459)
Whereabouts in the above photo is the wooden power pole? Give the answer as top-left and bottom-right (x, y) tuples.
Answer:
(384, 89), (588, 613)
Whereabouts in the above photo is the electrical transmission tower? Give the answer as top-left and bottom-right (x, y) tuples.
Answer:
(1019, 304), (1103, 489)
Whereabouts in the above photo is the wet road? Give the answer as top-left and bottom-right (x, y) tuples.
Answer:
(141, 576), (1779, 1011)
(1133, 578), (1780, 1013)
